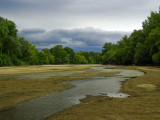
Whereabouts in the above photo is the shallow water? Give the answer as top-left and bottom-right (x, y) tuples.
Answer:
(0, 67), (144, 120)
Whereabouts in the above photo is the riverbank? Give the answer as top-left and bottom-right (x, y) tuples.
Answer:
(0, 65), (118, 111)
(48, 66), (160, 120)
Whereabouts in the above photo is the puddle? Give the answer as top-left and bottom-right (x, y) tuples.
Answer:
(0, 67), (145, 120)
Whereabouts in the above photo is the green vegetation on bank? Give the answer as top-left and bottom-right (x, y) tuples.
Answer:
(0, 11), (160, 66)
(102, 12), (160, 65)
(0, 17), (101, 66)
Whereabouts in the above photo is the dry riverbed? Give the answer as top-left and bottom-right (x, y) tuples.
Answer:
(48, 66), (160, 120)
(0, 65), (117, 110)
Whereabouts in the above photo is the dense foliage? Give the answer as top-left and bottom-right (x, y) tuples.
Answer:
(0, 17), (38, 66)
(0, 11), (160, 66)
(102, 12), (160, 65)
(0, 17), (101, 66)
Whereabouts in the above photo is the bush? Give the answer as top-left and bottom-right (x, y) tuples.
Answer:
(152, 52), (160, 64)
(0, 54), (12, 66)
(11, 56), (26, 66)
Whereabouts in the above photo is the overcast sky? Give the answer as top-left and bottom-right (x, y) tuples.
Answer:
(0, 0), (159, 52)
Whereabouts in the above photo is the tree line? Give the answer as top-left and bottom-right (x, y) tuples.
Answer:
(0, 11), (160, 66)
(0, 16), (102, 66)
(102, 11), (160, 65)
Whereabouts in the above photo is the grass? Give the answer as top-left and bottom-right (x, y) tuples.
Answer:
(0, 64), (103, 76)
(0, 65), (117, 111)
(48, 66), (160, 120)
(0, 77), (74, 110)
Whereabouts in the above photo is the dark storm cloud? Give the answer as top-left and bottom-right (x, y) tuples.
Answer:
(18, 28), (130, 52)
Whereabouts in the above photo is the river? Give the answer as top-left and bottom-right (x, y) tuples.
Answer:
(0, 67), (144, 120)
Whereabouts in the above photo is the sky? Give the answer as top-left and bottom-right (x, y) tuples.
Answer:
(0, 0), (160, 52)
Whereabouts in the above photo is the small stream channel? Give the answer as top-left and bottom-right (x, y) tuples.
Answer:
(0, 67), (144, 120)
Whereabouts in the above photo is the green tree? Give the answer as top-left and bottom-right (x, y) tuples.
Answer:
(146, 27), (160, 57)
(0, 54), (12, 66)
(65, 54), (71, 64)
(42, 48), (55, 64)
(64, 47), (75, 64)
(50, 45), (67, 64)
(134, 43), (151, 65)
(102, 42), (115, 55)
(38, 51), (49, 64)
(74, 53), (88, 64)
